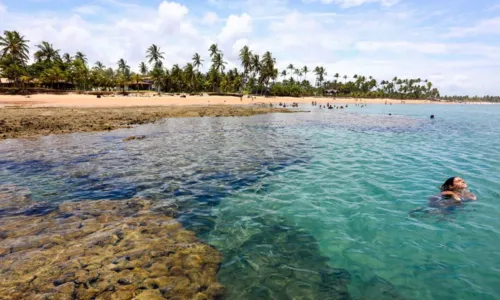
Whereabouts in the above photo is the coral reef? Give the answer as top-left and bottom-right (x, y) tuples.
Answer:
(0, 188), (223, 300)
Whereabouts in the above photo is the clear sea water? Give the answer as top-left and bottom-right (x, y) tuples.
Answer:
(1, 104), (499, 299)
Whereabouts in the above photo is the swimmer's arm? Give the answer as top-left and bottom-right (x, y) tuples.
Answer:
(440, 191), (462, 202)
(464, 192), (477, 201)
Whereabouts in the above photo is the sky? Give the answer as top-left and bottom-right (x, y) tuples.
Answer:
(1, 0), (499, 96)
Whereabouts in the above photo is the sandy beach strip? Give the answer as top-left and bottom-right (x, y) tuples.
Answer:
(0, 94), (480, 108)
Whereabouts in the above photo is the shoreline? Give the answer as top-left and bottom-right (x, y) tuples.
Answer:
(0, 94), (496, 108)
(0, 105), (292, 140)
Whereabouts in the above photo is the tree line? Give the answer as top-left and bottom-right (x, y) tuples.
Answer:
(0, 30), (444, 99)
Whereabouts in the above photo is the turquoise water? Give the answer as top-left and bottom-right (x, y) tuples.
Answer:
(1, 104), (500, 299)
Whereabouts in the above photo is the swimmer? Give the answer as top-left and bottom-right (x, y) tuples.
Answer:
(409, 177), (476, 216)
(429, 177), (476, 207)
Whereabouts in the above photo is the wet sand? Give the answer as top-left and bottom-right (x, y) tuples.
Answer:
(0, 105), (291, 140)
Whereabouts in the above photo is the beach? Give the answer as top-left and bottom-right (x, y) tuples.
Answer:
(0, 93), (465, 108)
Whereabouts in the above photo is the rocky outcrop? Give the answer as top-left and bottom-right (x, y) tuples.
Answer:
(0, 188), (223, 300)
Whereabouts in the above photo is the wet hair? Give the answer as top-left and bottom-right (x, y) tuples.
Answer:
(430, 115), (435, 119)
(440, 177), (457, 191)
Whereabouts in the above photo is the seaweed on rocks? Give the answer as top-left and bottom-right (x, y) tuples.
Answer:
(0, 189), (224, 300)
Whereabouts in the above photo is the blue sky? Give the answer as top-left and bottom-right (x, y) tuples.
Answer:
(1, 0), (500, 95)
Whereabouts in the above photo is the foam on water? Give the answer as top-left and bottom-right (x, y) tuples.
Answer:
(1, 104), (499, 299)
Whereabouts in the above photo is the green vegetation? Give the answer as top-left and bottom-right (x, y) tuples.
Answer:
(439, 95), (499, 103)
(0, 29), (444, 99)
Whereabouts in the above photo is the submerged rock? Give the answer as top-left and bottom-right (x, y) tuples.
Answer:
(0, 193), (223, 300)
(123, 135), (146, 142)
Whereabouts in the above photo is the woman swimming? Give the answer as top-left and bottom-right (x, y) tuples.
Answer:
(428, 177), (476, 208)
(409, 177), (476, 216)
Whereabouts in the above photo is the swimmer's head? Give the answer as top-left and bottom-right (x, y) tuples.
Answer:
(441, 177), (468, 192)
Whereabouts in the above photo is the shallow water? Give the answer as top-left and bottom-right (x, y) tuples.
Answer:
(1, 104), (500, 299)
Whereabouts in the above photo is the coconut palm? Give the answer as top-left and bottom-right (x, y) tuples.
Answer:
(314, 66), (327, 88)
(239, 46), (252, 76)
(301, 66), (308, 81)
(62, 53), (72, 64)
(94, 61), (105, 71)
(209, 44), (219, 59)
(117, 59), (128, 72)
(0, 30), (30, 85)
(287, 64), (294, 80)
(294, 69), (301, 81)
(139, 62), (148, 76)
(75, 51), (87, 64)
(192, 53), (203, 72)
(0, 30), (30, 63)
(280, 70), (287, 81)
(146, 44), (165, 68)
(131, 73), (142, 92)
(213, 52), (226, 72)
(150, 67), (164, 93)
(184, 63), (196, 92)
(34, 41), (60, 63)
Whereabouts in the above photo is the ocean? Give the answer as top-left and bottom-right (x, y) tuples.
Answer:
(1, 103), (499, 299)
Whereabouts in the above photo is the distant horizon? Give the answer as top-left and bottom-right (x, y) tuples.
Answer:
(1, 0), (499, 96)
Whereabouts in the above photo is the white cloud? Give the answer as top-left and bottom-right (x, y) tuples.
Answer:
(218, 13), (252, 43)
(304, 0), (398, 8)
(202, 12), (219, 25)
(158, 1), (189, 22)
(0, 0), (499, 95)
(0, 1), (6, 13)
(445, 17), (500, 37)
(73, 5), (103, 15)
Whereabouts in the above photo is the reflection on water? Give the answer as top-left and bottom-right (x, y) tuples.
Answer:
(1, 105), (500, 299)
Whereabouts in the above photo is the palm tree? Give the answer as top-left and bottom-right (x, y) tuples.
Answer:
(192, 53), (203, 72)
(62, 53), (72, 64)
(34, 41), (60, 63)
(213, 52), (226, 72)
(287, 64), (294, 80)
(280, 70), (287, 81)
(75, 51), (87, 64)
(146, 44), (165, 68)
(251, 54), (261, 82)
(0, 30), (30, 62)
(117, 59), (128, 72)
(314, 66), (327, 89)
(94, 61), (105, 71)
(150, 67), (164, 93)
(0, 30), (30, 85)
(209, 44), (219, 59)
(294, 68), (301, 81)
(260, 51), (275, 89)
(19, 75), (31, 91)
(184, 63), (196, 92)
(301, 66), (308, 81)
(343, 75), (348, 83)
(239, 46), (252, 76)
(131, 73), (142, 92)
(139, 62), (148, 76)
